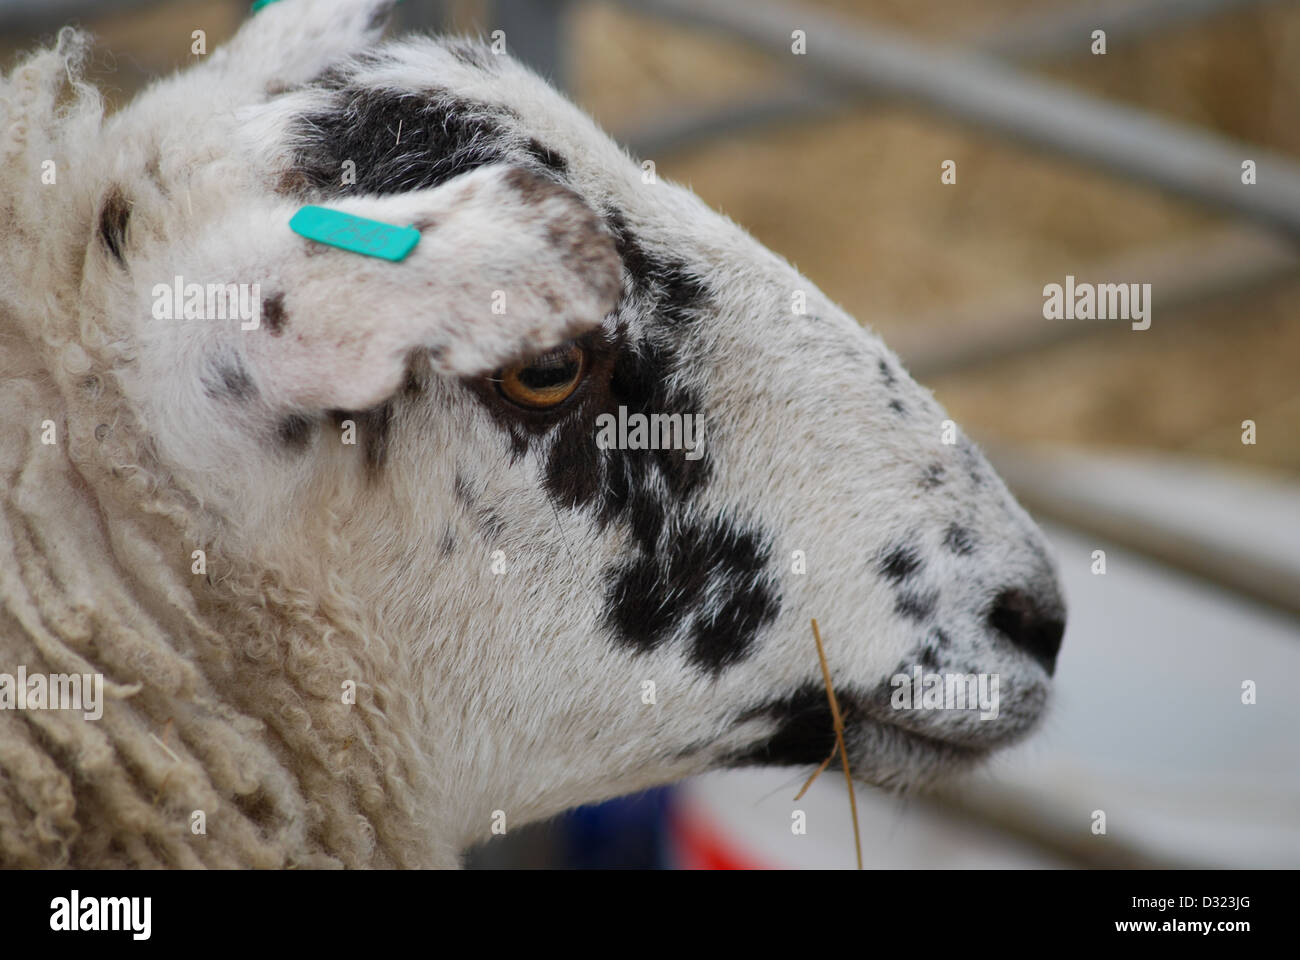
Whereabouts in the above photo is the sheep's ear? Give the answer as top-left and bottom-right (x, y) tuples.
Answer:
(156, 164), (621, 414)
(206, 0), (397, 96)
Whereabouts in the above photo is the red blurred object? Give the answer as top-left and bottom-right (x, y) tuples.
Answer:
(668, 802), (768, 870)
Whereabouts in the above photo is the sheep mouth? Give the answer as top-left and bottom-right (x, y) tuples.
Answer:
(843, 713), (995, 790)
(724, 683), (999, 787)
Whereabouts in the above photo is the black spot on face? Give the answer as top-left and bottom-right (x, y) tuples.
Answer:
(604, 211), (707, 327)
(206, 358), (256, 402)
(464, 208), (775, 674)
(727, 684), (863, 768)
(329, 402), (395, 475)
(960, 440), (987, 488)
(540, 331), (712, 551)
(889, 398), (906, 416)
(895, 589), (938, 622)
(880, 546), (922, 583)
(921, 464), (945, 489)
(262, 292), (287, 336)
(97, 187), (131, 266)
(943, 523), (975, 555)
(603, 516), (779, 674)
(277, 413), (316, 450)
(878, 358), (897, 388)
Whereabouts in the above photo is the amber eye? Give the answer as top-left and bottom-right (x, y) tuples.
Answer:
(496, 344), (586, 409)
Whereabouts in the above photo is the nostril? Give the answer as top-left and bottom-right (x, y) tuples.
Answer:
(989, 588), (1065, 675)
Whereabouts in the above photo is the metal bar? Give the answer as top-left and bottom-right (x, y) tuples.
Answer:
(622, 85), (831, 158)
(892, 228), (1300, 379)
(614, 0), (1300, 239)
(0, 0), (164, 32)
(984, 0), (1289, 60)
(621, 0), (1290, 158)
(987, 446), (1300, 621)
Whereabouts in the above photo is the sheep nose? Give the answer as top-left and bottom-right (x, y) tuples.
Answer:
(988, 587), (1065, 675)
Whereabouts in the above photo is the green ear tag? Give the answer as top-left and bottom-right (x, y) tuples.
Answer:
(289, 206), (421, 262)
(250, 0), (283, 12)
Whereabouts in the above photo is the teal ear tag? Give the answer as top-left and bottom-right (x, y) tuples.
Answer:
(254, 0), (404, 14)
(289, 206), (420, 262)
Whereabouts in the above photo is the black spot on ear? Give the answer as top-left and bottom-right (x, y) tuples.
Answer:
(262, 293), (288, 336)
(727, 684), (864, 768)
(889, 398), (906, 416)
(943, 524), (975, 555)
(880, 546), (922, 583)
(277, 414), (316, 450)
(98, 188), (131, 266)
(287, 87), (568, 199)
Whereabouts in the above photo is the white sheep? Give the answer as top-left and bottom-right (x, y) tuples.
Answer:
(0, 0), (1064, 868)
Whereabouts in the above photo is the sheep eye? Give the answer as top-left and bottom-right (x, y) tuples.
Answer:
(496, 344), (586, 409)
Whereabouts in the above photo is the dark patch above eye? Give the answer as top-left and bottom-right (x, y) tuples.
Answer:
(604, 210), (707, 326)
(97, 187), (131, 266)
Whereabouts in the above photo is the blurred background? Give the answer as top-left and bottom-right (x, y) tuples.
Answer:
(6, 0), (1297, 868)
